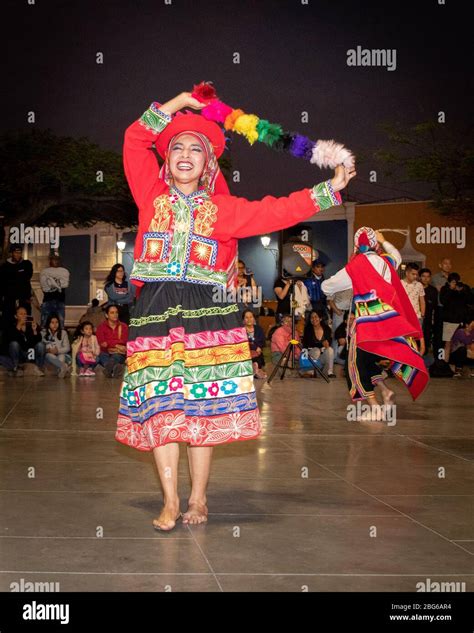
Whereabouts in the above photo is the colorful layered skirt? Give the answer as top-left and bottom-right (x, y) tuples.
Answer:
(115, 281), (262, 451)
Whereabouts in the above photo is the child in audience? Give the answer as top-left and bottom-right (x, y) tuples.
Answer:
(74, 321), (100, 377)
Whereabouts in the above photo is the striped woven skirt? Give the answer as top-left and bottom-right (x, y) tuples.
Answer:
(115, 281), (262, 451)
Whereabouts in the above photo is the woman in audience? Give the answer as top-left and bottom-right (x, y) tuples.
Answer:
(104, 264), (135, 325)
(302, 310), (336, 378)
(42, 314), (71, 378)
(449, 317), (474, 378)
(243, 309), (266, 379)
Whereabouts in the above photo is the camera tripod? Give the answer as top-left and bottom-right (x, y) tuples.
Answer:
(267, 278), (329, 384)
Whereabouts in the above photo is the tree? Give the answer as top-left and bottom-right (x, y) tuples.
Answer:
(0, 129), (137, 229)
(0, 128), (233, 229)
(375, 121), (474, 224)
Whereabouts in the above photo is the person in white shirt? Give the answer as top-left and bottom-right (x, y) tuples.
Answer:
(40, 255), (70, 328)
(401, 263), (425, 326)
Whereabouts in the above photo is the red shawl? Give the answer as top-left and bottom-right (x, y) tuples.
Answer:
(345, 253), (429, 400)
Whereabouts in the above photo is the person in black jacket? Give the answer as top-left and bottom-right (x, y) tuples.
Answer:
(420, 268), (439, 354)
(0, 246), (34, 328)
(7, 306), (46, 376)
(440, 273), (469, 361)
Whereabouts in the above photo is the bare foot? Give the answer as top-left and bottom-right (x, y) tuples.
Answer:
(182, 501), (208, 525)
(381, 389), (395, 405)
(152, 502), (182, 531)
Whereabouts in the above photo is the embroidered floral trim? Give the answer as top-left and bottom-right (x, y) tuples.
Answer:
(130, 303), (239, 327)
(310, 180), (342, 211)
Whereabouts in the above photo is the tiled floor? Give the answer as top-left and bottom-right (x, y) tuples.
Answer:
(0, 369), (472, 592)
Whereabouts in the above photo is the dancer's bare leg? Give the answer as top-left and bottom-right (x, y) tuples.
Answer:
(152, 443), (181, 530)
(183, 446), (213, 525)
(378, 380), (395, 404)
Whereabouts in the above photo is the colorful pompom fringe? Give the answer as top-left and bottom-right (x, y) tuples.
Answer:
(191, 81), (355, 169)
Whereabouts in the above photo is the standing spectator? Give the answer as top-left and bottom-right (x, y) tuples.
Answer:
(440, 273), (469, 361)
(274, 276), (292, 322)
(432, 258), (452, 294)
(7, 306), (45, 376)
(104, 264), (135, 325)
(401, 263), (425, 326)
(96, 305), (128, 378)
(302, 310), (336, 377)
(40, 255), (70, 327)
(0, 246), (33, 326)
(79, 298), (105, 331)
(42, 314), (71, 378)
(73, 321), (100, 377)
(304, 259), (327, 316)
(237, 260), (259, 316)
(242, 309), (266, 379)
(293, 279), (312, 318)
(270, 314), (300, 365)
(419, 268), (438, 354)
(449, 318), (474, 378)
(431, 258), (452, 357)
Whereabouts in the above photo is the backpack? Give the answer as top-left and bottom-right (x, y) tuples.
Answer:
(429, 359), (454, 378)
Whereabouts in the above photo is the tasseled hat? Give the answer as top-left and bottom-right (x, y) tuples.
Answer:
(354, 227), (377, 253)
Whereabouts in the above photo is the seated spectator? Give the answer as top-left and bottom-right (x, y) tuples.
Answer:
(270, 314), (301, 366)
(440, 273), (469, 361)
(328, 288), (352, 342)
(79, 298), (106, 331)
(73, 321), (100, 377)
(96, 305), (128, 378)
(401, 263), (425, 327)
(449, 318), (474, 378)
(302, 310), (336, 378)
(39, 255), (70, 327)
(333, 312), (349, 367)
(7, 306), (45, 377)
(42, 314), (71, 378)
(104, 264), (135, 325)
(243, 309), (266, 379)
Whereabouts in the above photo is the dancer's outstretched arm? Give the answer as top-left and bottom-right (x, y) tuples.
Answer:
(213, 165), (356, 240)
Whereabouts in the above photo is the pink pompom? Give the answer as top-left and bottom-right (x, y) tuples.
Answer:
(201, 100), (233, 123)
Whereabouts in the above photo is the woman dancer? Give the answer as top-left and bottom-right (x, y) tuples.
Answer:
(116, 91), (356, 530)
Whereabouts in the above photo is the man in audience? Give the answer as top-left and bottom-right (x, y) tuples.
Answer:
(304, 259), (327, 315)
(432, 257), (452, 293)
(96, 304), (128, 378)
(431, 257), (452, 357)
(440, 273), (469, 361)
(0, 246), (34, 327)
(79, 298), (105, 331)
(39, 255), (70, 327)
(7, 306), (46, 377)
(419, 268), (438, 354)
(401, 262), (425, 326)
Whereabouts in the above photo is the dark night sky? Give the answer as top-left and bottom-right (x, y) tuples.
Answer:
(4, 0), (472, 203)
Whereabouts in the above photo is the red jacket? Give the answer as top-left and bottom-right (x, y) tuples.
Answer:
(96, 320), (128, 352)
(124, 102), (343, 289)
